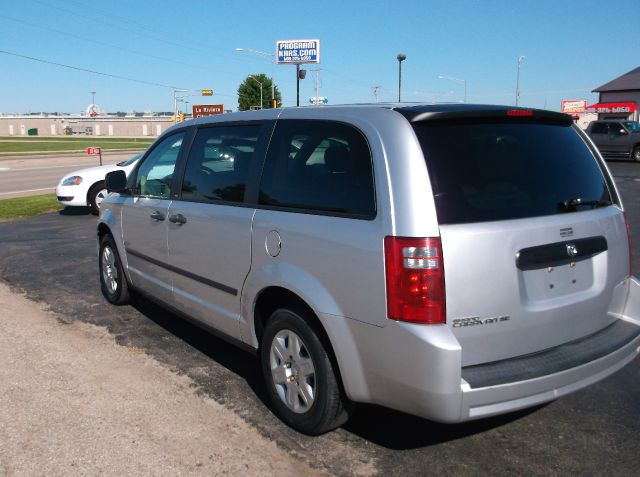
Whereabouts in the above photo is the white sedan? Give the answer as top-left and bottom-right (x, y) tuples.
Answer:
(56, 153), (142, 214)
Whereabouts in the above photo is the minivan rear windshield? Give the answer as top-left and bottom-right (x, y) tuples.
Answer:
(412, 120), (612, 225)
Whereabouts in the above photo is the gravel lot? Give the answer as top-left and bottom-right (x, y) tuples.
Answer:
(0, 282), (326, 477)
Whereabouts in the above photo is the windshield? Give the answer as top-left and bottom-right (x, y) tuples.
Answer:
(412, 121), (612, 224)
(116, 153), (143, 167)
(624, 121), (640, 132)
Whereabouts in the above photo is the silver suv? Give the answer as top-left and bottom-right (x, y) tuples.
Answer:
(98, 104), (640, 435)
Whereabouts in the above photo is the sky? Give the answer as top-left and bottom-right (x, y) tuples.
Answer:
(0, 0), (638, 114)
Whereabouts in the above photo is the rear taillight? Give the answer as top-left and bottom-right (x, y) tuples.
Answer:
(384, 236), (446, 324)
(624, 212), (632, 277)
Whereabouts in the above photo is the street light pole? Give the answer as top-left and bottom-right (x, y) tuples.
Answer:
(397, 53), (406, 102)
(248, 76), (263, 109)
(236, 47), (276, 107)
(437, 75), (467, 103)
(515, 55), (525, 106)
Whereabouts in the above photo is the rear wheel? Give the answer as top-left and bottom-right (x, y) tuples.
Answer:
(88, 181), (108, 215)
(99, 234), (131, 305)
(633, 145), (640, 162)
(260, 308), (350, 435)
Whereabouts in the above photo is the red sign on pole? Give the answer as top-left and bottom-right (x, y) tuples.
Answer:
(87, 147), (103, 165)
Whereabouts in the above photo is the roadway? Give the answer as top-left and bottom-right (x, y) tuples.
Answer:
(0, 152), (139, 199)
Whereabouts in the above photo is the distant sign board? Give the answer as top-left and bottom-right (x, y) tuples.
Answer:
(585, 101), (636, 114)
(309, 97), (328, 105)
(192, 104), (224, 118)
(561, 100), (587, 114)
(86, 147), (101, 156)
(276, 39), (320, 64)
(201, 89), (213, 96)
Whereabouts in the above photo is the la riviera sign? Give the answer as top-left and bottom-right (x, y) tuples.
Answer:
(192, 104), (224, 118)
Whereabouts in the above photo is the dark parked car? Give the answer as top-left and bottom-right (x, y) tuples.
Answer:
(586, 120), (640, 161)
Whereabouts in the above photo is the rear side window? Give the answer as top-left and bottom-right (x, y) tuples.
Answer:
(181, 125), (260, 203)
(259, 120), (375, 218)
(413, 121), (612, 224)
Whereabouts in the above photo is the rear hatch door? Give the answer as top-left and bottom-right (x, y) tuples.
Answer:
(410, 109), (630, 366)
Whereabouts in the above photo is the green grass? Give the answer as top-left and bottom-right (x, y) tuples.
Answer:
(0, 194), (63, 221)
(0, 136), (153, 155)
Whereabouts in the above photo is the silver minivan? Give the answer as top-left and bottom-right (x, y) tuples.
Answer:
(98, 104), (640, 435)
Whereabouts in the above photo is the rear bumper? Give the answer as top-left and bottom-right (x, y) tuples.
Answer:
(460, 319), (640, 421)
(326, 277), (640, 423)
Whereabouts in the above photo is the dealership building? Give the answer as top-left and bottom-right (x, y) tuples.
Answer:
(590, 66), (640, 121)
(561, 66), (639, 128)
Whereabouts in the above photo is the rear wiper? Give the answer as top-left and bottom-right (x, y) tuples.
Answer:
(558, 197), (612, 210)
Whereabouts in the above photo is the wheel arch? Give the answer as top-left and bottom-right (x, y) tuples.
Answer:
(253, 286), (354, 402)
(97, 218), (132, 287)
(86, 180), (106, 205)
(97, 222), (111, 241)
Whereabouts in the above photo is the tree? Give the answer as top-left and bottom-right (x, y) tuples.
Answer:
(237, 73), (282, 111)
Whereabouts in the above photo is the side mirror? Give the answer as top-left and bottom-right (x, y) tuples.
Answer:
(619, 128), (628, 135)
(106, 170), (127, 193)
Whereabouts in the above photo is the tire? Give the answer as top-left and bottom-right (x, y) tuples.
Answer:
(99, 234), (131, 305)
(633, 145), (640, 162)
(260, 308), (350, 435)
(88, 181), (108, 215)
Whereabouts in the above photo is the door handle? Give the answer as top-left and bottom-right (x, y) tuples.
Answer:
(150, 210), (165, 221)
(168, 213), (187, 225)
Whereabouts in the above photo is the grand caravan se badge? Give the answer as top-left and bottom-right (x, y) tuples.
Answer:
(452, 316), (511, 328)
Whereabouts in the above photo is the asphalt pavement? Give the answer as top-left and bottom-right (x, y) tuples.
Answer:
(0, 161), (639, 476)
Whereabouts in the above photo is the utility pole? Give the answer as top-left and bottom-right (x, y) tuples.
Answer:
(515, 55), (525, 106)
(173, 89), (188, 123)
(372, 86), (381, 103)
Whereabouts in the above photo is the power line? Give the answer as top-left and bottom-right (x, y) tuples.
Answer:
(28, 0), (209, 55)
(0, 49), (183, 89)
(30, 0), (253, 67)
(0, 13), (240, 78)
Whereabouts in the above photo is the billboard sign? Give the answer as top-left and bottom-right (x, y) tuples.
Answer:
(561, 100), (587, 114)
(276, 39), (320, 64)
(192, 104), (224, 118)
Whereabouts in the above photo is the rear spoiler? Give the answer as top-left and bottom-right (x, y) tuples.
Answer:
(396, 105), (573, 126)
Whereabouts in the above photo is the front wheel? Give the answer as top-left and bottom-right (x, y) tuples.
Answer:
(260, 308), (350, 435)
(89, 181), (108, 215)
(633, 145), (640, 162)
(99, 234), (131, 305)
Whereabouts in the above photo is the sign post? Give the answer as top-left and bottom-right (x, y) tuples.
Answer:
(276, 39), (320, 107)
(86, 146), (102, 166)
